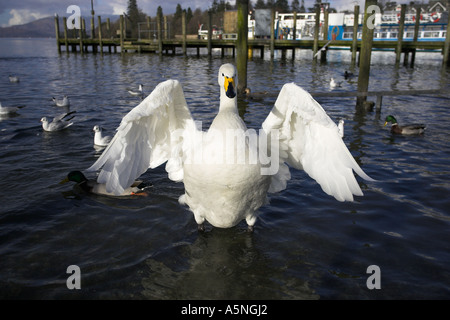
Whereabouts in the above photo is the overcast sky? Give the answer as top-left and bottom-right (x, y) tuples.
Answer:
(0, 0), (412, 27)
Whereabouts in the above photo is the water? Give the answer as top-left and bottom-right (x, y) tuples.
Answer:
(1, 38), (449, 300)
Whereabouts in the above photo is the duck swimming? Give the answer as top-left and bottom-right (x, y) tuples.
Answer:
(88, 64), (374, 231)
(384, 115), (426, 135)
(60, 170), (147, 196)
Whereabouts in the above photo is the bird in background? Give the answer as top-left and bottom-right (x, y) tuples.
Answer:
(40, 111), (76, 132)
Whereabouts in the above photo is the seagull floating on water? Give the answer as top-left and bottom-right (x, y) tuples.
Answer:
(93, 125), (112, 147)
(9, 75), (20, 83)
(128, 84), (144, 96)
(52, 95), (70, 107)
(88, 64), (374, 231)
(40, 111), (76, 132)
(330, 78), (342, 89)
(0, 102), (20, 115)
(338, 119), (344, 138)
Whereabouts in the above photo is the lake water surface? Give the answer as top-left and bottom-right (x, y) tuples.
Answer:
(0, 38), (449, 300)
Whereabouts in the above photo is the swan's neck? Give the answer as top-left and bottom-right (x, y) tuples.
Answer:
(219, 89), (238, 114)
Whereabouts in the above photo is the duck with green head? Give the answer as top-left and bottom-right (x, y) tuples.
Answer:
(384, 115), (426, 135)
(60, 171), (147, 196)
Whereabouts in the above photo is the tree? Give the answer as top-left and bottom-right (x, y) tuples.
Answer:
(254, 0), (266, 9)
(275, 0), (289, 12)
(291, 0), (300, 12)
(126, 0), (146, 38)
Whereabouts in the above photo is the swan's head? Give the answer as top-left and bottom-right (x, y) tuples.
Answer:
(218, 64), (236, 99)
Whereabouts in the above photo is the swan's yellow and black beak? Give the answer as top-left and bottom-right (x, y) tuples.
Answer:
(224, 76), (236, 99)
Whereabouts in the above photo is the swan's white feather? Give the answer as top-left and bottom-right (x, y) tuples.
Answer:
(88, 79), (196, 194)
(263, 83), (374, 202)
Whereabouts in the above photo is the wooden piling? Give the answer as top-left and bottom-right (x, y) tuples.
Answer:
(157, 13), (162, 54)
(356, 0), (376, 108)
(410, 7), (421, 66)
(90, 16), (95, 39)
(396, 4), (406, 64)
(182, 11), (187, 55)
(106, 18), (110, 38)
(208, 10), (212, 56)
(79, 17), (84, 53)
(63, 17), (68, 52)
(270, 9), (275, 59)
(237, 0), (248, 94)
(443, 2), (450, 66)
(351, 5), (359, 63)
(313, 7), (320, 60)
(55, 16), (61, 53)
(292, 11), (297, 59)
(98, 16), (103, 53)
(321, 10), (329, 62)
(120, 15), (124, 52)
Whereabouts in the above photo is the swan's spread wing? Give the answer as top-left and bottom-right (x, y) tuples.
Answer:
(262, 83), (373, 201)
(88, 79), (195, 195)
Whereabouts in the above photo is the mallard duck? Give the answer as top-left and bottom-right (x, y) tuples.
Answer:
(60, 170), (147, 196)
(52, 95), (70, 107)
(88, 64), (373, 231)
(40, 111), (76, 132)
(93, 125), (112, 147)
(384, 115), (426, 135)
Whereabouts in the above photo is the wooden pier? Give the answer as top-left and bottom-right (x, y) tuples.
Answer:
(55, 10), (449, 67)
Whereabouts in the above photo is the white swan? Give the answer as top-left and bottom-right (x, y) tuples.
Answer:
(93, 125), (112, 147)
(88, 64), (373, 231)
(41, 111), (76, 132)
(52, 95), (70, 107)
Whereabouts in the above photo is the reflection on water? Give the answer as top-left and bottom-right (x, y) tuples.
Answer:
(142, 228), (319, 299)
(0, 38), (450, 299)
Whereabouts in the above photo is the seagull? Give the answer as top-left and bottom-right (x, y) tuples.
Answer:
(88, 64), (374, 231)
(9, 75), (19, 83)
(330, 78), (342, 89)
(338, 119), (344, 138)
(40, 111), (76, 132)
(128, 84), (144, 96)
(93, 125), (112, 147)
(0, 102), (20, 115)
(52, 96), (70, 107)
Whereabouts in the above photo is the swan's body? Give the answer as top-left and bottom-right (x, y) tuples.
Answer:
(88, 64), (373, 230)
(52, 96), (70, 107)
(93, 125), (112, 147)
(40, 111), (76, 132)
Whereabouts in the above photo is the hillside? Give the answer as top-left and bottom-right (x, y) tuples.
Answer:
(0, 16), (56, 38)
(0, 15), (119, 38)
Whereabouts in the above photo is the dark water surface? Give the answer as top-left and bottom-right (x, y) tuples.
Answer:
(1, 38), (449, 299)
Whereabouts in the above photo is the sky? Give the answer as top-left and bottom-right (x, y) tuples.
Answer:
(0, 0), (413, 27)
